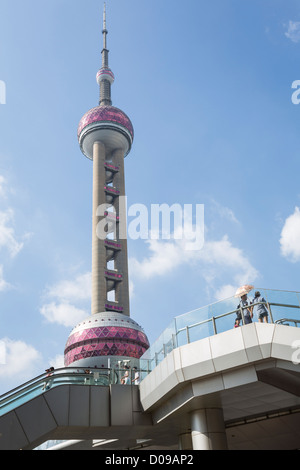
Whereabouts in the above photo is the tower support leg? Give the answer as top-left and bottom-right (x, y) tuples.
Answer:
(92, 140), (107, 315)
(112, 148), (130, 317)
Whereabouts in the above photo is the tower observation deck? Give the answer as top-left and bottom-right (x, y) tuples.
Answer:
(64, 4), (149, 370)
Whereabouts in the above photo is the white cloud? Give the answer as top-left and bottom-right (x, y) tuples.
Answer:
(0, 208), (24, 257)
(0, 338), (41, 379)
(40, 272), (91, 327)
(130, 238), (185, 279)
(129, 230), (259, 301)
(0, 175), (6, 198)
(214, 284), (237, 301)
(0, 173), (32, 258)
(280, 207), (300, 262)
(47, 354), (65, 369)
(46, 272), (91, 303)
(197, 236), (259, 286)
(285, 21), (300, 43)
(129, 203), (257, 297)
(40, 302), (87, 328)
(211, 199), (240, 225)
(129, 221), (204, 278)
(129, 279), (134, 297)
(0, 265), (11, 292)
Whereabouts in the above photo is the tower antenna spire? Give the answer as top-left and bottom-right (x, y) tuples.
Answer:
(102, 2), (107, 50)
(96, 2), (114, 105)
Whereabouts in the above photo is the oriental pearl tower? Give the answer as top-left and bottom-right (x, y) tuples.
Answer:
(64, 4), (149, 371)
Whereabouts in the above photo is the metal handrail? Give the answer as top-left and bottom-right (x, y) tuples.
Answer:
(176, 302), (267, 334)
(275, 318), (300, 327)
(0, 366), (150, 416)
(176, 302), (300, 336)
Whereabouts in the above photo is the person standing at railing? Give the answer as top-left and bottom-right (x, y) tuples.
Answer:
(42, 367), (55, 391)
(131, 367), (140, 385)
(236, 294), (253, 326)
(121, 366), (130, 384)
(252, 291), (269, 323)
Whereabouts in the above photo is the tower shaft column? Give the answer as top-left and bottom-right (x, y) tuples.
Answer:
(113, 148), (130, 317)
(92, 141), (107, 315)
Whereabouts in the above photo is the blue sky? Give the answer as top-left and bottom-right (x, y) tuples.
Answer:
(0, 0), (300, 394)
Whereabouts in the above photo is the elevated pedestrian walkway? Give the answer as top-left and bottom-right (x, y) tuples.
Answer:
(139, 322), (300, 449)
(0, 288), (299, 450)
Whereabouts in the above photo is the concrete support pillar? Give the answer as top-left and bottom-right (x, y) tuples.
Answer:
(91, 141), (107, 315)
(178, 432), (193, 450)
(112, 148), (130, 317)
(190, 408), (228, 450)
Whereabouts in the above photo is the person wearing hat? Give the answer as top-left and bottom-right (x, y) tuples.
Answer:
(252, 291), (269, 323)
(235, 293), (253, 326)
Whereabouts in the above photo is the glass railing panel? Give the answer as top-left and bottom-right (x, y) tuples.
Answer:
(187, 319), (214, 343)
(0, 383), (42, 416)
(268, 304), (300, 324)
(209, 296), (238, 319)
(175, 305), (210, 332)
(164, 336), (176, 355)
(149, 358), (156, 372)
(214, 311), (239, 334)
(139, 319), (177, 370)
(162, 321), (177, 351)
(139, 357), (156, 374)
(263, 289), (300, 308)
(139, 369), (149, 382)
(156, 349), (165, 365)
(176, 328), (189, 348)
(209, 296), (240, 334)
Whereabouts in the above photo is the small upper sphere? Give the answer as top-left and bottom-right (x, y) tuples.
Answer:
(96, 67), (115, 85)
(78, 105), (134, 159)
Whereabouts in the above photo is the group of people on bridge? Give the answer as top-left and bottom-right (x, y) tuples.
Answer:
(235, 290), (269, 327)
